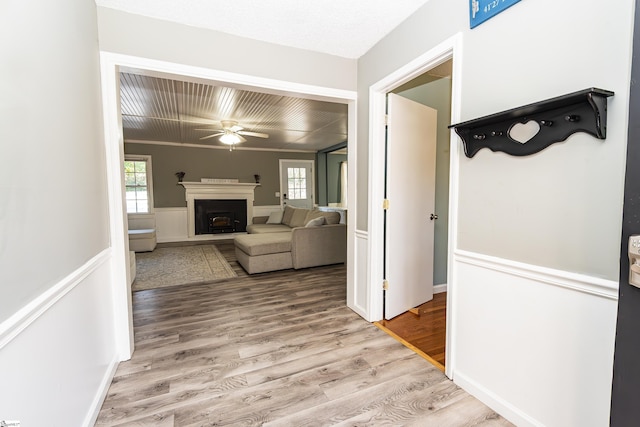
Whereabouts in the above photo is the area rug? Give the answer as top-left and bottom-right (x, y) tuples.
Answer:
(133, 244), (237, 291)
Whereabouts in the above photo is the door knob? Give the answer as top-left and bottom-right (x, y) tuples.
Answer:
(430, 213), (438, 220)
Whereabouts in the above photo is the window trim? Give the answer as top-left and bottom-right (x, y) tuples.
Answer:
(124, 154), (154, 215)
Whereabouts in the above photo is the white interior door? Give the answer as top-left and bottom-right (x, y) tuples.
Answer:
(385, 93), (438, 319)
(280, 159), (314, 209)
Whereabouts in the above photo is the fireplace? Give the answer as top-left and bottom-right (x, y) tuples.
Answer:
(194, 199), (247, 235)
(180, 181), (259, 238)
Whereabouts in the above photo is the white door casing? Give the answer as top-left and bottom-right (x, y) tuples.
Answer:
(280, 159), (314, 209)
(384, 93), (438, 319)
(100, 52), (357, 363)
(366, 33), (462, 377)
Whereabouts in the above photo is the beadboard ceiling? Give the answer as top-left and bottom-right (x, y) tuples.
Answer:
(120, 71), (348, 152)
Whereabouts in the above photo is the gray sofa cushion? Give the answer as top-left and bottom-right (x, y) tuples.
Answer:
(280, 206), (341, 227)
(288, 208), (309, 228)
(234, 232), (292, 256)
(246, 223), (292, 234)
(305, 209), (340, 225)
(281, 205), (296, 226)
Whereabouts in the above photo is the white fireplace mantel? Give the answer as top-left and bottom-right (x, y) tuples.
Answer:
(179, 181), (260, 238)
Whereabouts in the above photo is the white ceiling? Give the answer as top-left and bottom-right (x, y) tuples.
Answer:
(95, 0), (431, 59)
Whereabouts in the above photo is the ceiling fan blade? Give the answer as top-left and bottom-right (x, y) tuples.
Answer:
(230, 125), (244, 132)
(178, 114), (220, 125)
(238, 131), (269, 138)
(195, 128), (223, 132)
(199, 133), (224, 140)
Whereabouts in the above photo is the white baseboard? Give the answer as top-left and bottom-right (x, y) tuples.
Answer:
(454, 370), (543, 427)
(83, 355), (119, 427)
(433, 283), (447, 294)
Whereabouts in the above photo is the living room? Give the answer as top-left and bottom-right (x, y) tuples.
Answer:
(121, 71), (349, 245)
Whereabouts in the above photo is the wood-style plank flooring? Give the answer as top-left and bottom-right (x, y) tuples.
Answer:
(378, 293), (447, 367)
(95, 242), (512, 426)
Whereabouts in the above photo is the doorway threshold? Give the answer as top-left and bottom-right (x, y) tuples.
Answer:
(373, 321), (445, 372)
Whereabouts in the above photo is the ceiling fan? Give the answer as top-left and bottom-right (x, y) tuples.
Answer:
(196, 120), (269, 147)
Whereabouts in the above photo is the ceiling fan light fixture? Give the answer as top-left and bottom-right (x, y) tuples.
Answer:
(219, 132), (242, 145)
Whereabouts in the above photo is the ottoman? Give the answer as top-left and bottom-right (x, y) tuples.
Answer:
(234, 232), (293, 274)
(128, 228), (157, 252)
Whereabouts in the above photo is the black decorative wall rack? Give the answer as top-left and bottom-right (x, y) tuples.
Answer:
(448, 88), (614, 158)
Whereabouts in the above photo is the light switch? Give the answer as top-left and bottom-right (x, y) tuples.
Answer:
(275, 192), (280, 197)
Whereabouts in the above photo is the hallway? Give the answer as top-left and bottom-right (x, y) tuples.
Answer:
(96, 250), (508, 426)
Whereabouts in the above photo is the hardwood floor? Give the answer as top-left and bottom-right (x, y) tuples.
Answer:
(377, 293), (447, 368)
(95, 243), (511, 426)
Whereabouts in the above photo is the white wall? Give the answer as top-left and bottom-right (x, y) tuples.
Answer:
(0, 254), (118, 426)
(0, 0), (119, 425)
(96, 7), (357, 92)
(1, 0), (110, 323)
(358, 0), (634, 425)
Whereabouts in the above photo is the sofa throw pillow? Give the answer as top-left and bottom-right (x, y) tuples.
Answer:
(304, 209), (341, 225)
(266, 210), (284, 224)
(305, 216), (325, 227)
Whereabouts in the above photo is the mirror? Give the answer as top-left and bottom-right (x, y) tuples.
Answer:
(317, 142), (347, 208)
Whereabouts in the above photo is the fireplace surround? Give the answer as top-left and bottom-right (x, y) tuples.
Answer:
(179, 181), (260, 238)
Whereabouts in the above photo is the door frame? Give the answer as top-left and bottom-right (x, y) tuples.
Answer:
(279, 159), (316, 209)
(367, 34), (463, 377)
(99, 52), (357, 361)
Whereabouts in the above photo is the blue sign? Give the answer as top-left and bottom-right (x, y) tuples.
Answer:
(470, 0), (521, 28)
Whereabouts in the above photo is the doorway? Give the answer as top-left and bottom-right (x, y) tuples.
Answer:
(378, 63), (452, 369)
(279, 159), (315, 209)
(99, 53), (357, 360)
(367, 35), (462, 377)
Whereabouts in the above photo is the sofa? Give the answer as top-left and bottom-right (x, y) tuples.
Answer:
(234, 205), (346, 274)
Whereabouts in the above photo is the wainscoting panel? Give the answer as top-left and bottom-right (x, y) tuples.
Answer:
(348, 230), (370, 319)
(451, 250), (618, 427)
(155, 207), (188, 242)
(155, 206), (284, 243)
(253, 205), (281, 217)
(0, 249), (119, 427)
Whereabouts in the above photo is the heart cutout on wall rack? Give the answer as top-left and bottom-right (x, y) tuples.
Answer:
(509, 120), (541, 144)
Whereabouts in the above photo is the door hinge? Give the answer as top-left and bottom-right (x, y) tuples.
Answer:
(383, 199), (389, 210)
(384, 114), (389, 126)
(383, 280), (389, 290)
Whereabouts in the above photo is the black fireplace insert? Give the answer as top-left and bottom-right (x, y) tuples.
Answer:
(194, 199), (247, 235)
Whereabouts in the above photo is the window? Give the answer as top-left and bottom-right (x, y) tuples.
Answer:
(124, 156), (153, 213)
(287, 167), (307, 200)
